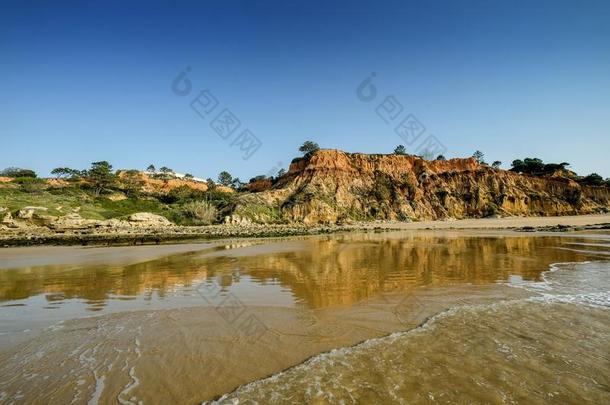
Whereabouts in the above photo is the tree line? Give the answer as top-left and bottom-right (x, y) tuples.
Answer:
(2, 141), (609, 193)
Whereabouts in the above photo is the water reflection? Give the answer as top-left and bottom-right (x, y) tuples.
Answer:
(229, 233), (610, 307)
(0, 232), (608, 311)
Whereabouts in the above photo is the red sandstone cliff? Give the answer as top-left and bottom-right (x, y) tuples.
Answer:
(249, 149), (610, 224)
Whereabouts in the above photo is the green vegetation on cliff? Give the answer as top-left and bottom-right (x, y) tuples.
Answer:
(1, 149), (609, 227)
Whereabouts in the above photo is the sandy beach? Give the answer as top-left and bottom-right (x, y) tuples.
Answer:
(5, 2), (610, 402)
(1, 213), (609, 249)
(377, 213), (610, 229)
(1, 226), (609, 403)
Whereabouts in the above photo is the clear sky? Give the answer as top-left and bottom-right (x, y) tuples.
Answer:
(2, 0), (609, 180)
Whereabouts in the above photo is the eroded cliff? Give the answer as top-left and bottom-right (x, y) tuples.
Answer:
(253, 149), (610, 224)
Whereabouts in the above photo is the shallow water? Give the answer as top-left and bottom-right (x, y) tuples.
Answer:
(0, 230), (609, 403)
(1, 232), (607, 338)
(210, 261), (610, 404)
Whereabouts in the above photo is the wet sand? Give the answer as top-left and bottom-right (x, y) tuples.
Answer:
(0, 242), (217, 269)
(1, 213), (609, 248)
(2, 212), (610, 267)
(0, 285), (530, 403)
(375, 213), (610, 230)
(0, 229), (609, 403)
(211, 261), (610, 404)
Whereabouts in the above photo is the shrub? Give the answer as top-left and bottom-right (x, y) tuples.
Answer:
(371, 171), (393, 202)
(154, 166), (175, 181)
(485, 202), (499, 216)
(565, 189), (582, 206)
(92, 197), (166, 219)
(182, 200), (218, 224)
(205, 189), (237, 206)
(510, 158), (569, 175)
(249, 175), (269, 183)
(121, 170), (145, 197)
(51, 167), (84, 179)
(231, 177), (243, 189)
(85, 161), (116, 196)
(160, 186), (206, 204)
(218, 171), (233, 187)
(1, 167), (37, 178)
(234, 203), (281, 223)
(472, 151), (485, 164)
(580, 173), (604, 186)
(436, 189), (449, 201)
(13, 177), (45, 193)
(299, 141), (320, 155)
(393, 145), (406, 155)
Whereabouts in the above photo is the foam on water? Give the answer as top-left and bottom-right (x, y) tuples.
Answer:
(531, 292), (610, 308)
(207, 260), (610, 404)
(513, 260), (610, 307)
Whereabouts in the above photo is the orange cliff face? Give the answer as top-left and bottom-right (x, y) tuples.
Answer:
(253, 149), (610, 224)
(115, 171), (233, 194)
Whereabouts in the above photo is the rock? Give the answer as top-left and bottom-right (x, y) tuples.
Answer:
(224, 215), (252, 225)
(23, 206), (48, 211)
(107, 193), (128, 201)
(17, 206), (48, 220)
(17, 209), (34, 220)
(35, 214), (58, 226)
(128, 212), (173, 226)
(2, 212), (23, 229)
(2, 212), (13, 224)
(103, 218), (129, 228)
(48, 213), (101, 230)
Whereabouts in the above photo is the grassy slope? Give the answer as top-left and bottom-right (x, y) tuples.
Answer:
(0, 186), (170, 221)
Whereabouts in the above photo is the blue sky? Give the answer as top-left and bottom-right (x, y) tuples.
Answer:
(2, 0), (609, 180)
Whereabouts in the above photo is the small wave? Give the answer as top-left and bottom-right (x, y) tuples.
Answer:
(502, 260), (610, 308)
(206, 260), (610, 404)
(530, 292), (610, 308)
(203, 307), (453, 404)
(207, 294), (610, 404)
(509, 260), (610, 297)
(204, 299), (527, 404)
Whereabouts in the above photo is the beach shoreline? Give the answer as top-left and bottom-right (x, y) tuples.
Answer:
(1, 226), (608, 403)
(1, 213), (609, 248)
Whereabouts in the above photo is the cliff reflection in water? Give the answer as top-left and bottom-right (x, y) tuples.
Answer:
(0, 232), (604, 310)
(230, 233), (605, 307)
